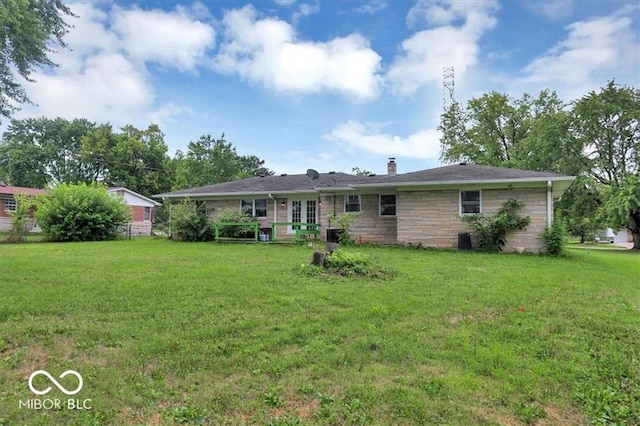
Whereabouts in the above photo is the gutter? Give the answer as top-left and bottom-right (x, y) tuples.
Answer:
(547, 180), (553, 227)
(350, 176), (576, 189)
(154, 189), (322, 199)
(268, 193), (277, 223)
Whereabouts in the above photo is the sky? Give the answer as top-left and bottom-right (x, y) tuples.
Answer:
(10, 0), (640, 176)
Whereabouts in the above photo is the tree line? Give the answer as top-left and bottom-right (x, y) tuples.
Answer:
(0, 118), (273, 197)
(439, 81), (640, 248)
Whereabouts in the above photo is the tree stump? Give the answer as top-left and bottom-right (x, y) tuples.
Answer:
(312, 250), (326, 266)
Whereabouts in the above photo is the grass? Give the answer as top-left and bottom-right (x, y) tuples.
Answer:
(0, 239), (638, 425)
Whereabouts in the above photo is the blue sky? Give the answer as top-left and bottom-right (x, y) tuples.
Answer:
(14, 0), (640, 175)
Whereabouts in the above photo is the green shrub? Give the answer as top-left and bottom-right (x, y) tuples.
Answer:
(215, 209), (255, 238)
(327, 212), (361, 245)
(325, 250), (372, 275)
(460, 199), (531, 252)
(170, 199), (215, 242)
(6, 194), (35, 242)
(542, 218), (568, 256)
(34, 183), (131, 242)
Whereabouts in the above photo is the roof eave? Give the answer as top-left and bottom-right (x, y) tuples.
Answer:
(154, 189), (324, 199)
(350, 176), (576, 189)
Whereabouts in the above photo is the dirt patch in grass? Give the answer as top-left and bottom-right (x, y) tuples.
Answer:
(539, 404), (586, 425)
(15, 345), (50, 379)
(271, 396), (320, 421)
(470, 405), (520, 425)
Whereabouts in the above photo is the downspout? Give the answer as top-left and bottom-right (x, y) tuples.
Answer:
(268, 193), (276, 222)
(166, 198), (171, 239)
(546, 181), (553, 227)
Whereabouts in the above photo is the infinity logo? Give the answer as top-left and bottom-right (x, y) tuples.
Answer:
(28, 370), (83, 396)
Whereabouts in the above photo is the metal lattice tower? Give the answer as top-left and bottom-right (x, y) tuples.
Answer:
(442, 66), (455, 111)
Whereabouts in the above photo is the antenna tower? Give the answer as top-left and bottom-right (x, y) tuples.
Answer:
(442, 66), (455, 111)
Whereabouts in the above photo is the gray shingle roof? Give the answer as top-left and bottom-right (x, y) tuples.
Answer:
(359, 163), (567, 185)
(155, 172), (364, 197)
(154, 164), (573, 198)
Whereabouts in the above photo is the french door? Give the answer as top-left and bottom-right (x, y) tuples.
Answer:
(288, 199), (317, 233)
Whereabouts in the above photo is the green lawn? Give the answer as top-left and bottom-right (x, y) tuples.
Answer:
(0, 239), (638, 425)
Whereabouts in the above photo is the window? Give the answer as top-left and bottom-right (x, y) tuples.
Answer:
(241, 199), (268, 217)
(460, 190), (481, 214)
(380, 195), (396, 216)
(143, 207), (151, 222)
(344, 195), (361, 212)
(4, 199), (16, 213)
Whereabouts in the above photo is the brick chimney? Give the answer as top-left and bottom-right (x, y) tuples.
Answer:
(387, 158), (397, 176)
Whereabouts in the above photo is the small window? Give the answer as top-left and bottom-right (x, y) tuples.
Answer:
(241, 199), (253, 215)
(240, 199), (268, 217)
(344, 195), (360, 212)
(143, 206), (151, 222)
(254, 199), (267, 217)
(460, 190), (481, 214)
(380, 195), (396, 216)
(4, 199), (17, 213)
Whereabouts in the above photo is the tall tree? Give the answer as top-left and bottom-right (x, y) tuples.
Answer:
(239, 155), (273, 178)
(570, 81), (639, 187)
(0, 0), (75, 121)
(439, 90), (564, 167)
(80, 123), (118, 182)
(107, 124), (172, 196)
(555, 177), (602, 243)
(0, 117), (96, 186)
(572, 82), (640, 248)
(173, 134), (273, 190)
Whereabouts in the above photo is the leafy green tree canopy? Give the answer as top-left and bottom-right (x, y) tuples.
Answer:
(0, 118), (173, 197)
(172, 134), (273, 190)
(0, 0), (75, 121)
(0, 117), (96, 187)
(439, 90), (564, 168)
(572, 82), (640, 249)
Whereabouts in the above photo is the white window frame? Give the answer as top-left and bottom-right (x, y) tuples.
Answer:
(379, 194), (396, 217)
(460, 190), (482, 215)
(4, 199), (17, 213)
(344, 195), (361, 213)
(240, 199), (268, 217)
(143, 206), (151, 222)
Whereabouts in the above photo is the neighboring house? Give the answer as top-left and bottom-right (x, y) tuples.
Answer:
(0, 183), (46, 231)
(107, 187), (161, 236)
(154, 160), (575, 252)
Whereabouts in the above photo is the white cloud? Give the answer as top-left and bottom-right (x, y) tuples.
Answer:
(112, 6), (215, 72)
(324, 121), (441, 160)
(28, 53), (154, 122)
(293, 2), (320, 23)
(522, 0), (575, 21)
(20, 3), (216, 127)
(387, 0), (499, 96)
(355, 0), (387, 15)
(406, 0), (498, 29)
(522, 10), (639, 90)
(213, 5), (382, 100)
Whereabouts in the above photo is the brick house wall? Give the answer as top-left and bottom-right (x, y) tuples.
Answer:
(396, 187), (548, 252)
